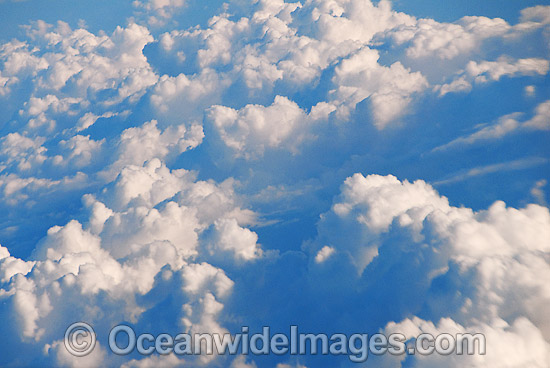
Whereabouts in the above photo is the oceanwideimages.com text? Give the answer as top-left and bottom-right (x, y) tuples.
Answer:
(65, 322), (486, 362)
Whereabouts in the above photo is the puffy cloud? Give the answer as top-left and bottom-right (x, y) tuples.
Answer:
(0, 2), (548, 367)
(108, 120), (203, 177)
(435, 57), (549, 96)
(525, 85), (536, 97)
(0, 104), (261, 366)
(0, 172), (88, 206)
(133, 0), (187, 27)
(435, 76), (472, 96)
(75, 111), (119, 132)
(231, 356), (258, 368)
(158, 0), (426, 130)
(382, 316), (550, 368)
(0, 133), (47, 173)
(0, 39), (48, 95)
(209, 218), (262, 260)
(331, 47), (428, 127)
(519, 5), (550, 25)
(26, 22), (156, 103)
(208, 95), (332, 158)
(57, 135), (105, 168)
(48, 339), (108, 368)
(150, 69), (230, 121)
(0, 246), (35, 284)
(466, 57), (550, 83)
(0, 21), (158, 146)
(0, 158), (260, 366)
(314, 245), (335, 264)
(310, 173), (550, 364)
(298, 0), (415, 44)
(388, 16), (510, 60)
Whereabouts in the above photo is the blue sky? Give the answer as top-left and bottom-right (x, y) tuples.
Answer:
(0, 1), (549, 367)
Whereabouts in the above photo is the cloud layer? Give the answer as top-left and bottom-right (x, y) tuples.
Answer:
(0, 0), (548, 367)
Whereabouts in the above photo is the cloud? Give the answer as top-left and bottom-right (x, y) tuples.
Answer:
(466, 57), (550, 83)
(331, 47), (428, 127)
(519, 5), (550, 25)
(207, 95), (332, 158)
(107, 120), (203, 178)
(433, 157), (549, 185)
(382, 316), (550, 367)
(0, 153), (262, 366)
(433, 100), (550, 151)
(133, 0), (187, 27)
(150, 69), (230, 122)
(531, 179), (548, 205)
(309, 173), (550, 365)
(388, 16), (510, 60)
(314, 245), (335, 264)
(0, 1), (548, 367)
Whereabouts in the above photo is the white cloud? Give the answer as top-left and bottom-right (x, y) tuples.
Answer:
(208, 95), (330, 158)
(433, 157), (548, 185)
(231, 356), (258, 368)
(107, 120), (203, 178)
(0, 133), (47, 173)
(382, 316), (550, 367)
(433, 100), (550, 151)
(0, 246), (35, 284)
(312, 173), (550, 361)
(519, 5), (550, 25)
(466, 57), (550, 83)
(314, 245), (335, 264)
(435, 76), (472, 96)
(0, 21), (158, 145)
(525, 85), (536, 96)
(331, 47), (428, 128)
(435, 57), (549, 96)
(389, 16), (510, 60)
(133, 0), (187, 26)
(0, 163), (259, 367)
(0, 2), (548, 367)
(209, 218), (262, 261)
(150, 69), (230, 121)
(0, 172), (88, 206)
(75, 111), (118, 132)
(57, 135), (104, 168)
(48, 339), (108, 368)
(531, 179), (548, 205)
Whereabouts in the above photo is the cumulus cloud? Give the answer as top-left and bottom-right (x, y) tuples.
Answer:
(133, 0), (187, 27)
(314, 245), (335, 264)
(382, 316), (550, 367)
(108, 120), (203, 177)
(435, 57), (549, 96)
(388, 16), (510, 60)
(331, 47), (428, 127)
(208, 95), (333, 158)
(310, 173), (550, 365)
(150, 69), (230, 121)
(0, 1), (548, 367)
(0, 157), (261, 366)
(466, 57), (550, 83)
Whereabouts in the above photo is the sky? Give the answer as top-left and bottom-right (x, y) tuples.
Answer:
(0, 0), (549, 367)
